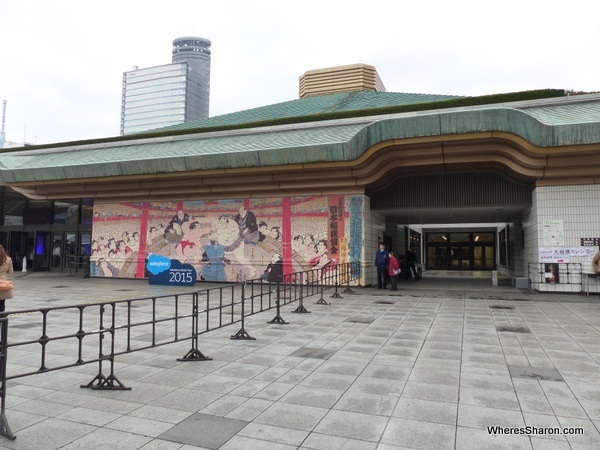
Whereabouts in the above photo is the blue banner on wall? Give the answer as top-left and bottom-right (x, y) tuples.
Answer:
(146, 254), (196, 287)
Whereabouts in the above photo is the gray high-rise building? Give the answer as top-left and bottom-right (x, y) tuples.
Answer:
(120, 37), (211, 135)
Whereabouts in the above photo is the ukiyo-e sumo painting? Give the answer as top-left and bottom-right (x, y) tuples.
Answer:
(89, 195), (363, 282)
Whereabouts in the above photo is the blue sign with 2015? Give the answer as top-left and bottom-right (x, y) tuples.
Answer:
(146, 255), (196, 287)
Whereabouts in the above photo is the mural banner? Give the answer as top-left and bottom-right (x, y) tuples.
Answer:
(90, 195), (363, 283)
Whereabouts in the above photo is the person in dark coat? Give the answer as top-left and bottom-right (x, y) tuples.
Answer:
(261, 253), (284, 282)
(374, 243), (389, 289)
(406, 246), (420, 281)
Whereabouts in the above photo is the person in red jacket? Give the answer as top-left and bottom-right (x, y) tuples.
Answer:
(388, 251), (401, 291)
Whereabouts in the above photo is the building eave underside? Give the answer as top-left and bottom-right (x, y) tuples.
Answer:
(8, 132), (600, 203)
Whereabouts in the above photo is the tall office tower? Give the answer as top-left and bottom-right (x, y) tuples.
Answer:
(120, 37), (211, 135)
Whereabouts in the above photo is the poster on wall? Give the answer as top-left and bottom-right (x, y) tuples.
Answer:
(544, 263), (559, 284)
(89, 195), (363, 283)
(543, 220), (564, 246)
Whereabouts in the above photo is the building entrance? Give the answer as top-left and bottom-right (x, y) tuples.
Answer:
(426, 232), (495, 270)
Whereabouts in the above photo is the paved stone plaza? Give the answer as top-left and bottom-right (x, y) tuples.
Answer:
(0, 271), (599, 449)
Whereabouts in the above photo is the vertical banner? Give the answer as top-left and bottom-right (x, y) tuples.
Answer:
(349, 196), (363, 280)
(328, 196), (345, 282)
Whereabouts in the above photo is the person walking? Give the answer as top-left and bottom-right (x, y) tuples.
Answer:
(374, 243), (389, 289)
(388, 251), (401, 291)
(0, 245), (14, 313)
(406, 246), (420, 281)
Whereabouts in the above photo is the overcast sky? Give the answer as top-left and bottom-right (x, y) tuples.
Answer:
(1, 0), (598, 145)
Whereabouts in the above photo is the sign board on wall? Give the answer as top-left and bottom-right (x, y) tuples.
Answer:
(543, 220), (564, 246)
(538, 247), (598, 263)
(581, 238), (600, 246)
(146, 255), (197, 287)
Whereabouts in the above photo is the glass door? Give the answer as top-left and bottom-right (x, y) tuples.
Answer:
(51, 233), (63, 270)
(451, 245), (470, 269)
(34, 231), (50, 271)
(474, 244), (495, 269)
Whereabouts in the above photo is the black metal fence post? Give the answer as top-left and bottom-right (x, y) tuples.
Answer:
(292, 272), (311, 313)
(268, 277), (289, 324)
(315, 267), (330, 305)
(179, 293), (212, 361)
(81, 303), (130, 390)
(231, 282), (255, 340)
(330, 265), (343, 299)
(343, 262), (356, 293)
(0, 318), (15, 440)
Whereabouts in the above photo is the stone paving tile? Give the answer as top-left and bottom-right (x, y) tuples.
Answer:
(359, 363), (409, 381)
(457, 403), (525, 429)
(300, 432), (378, 450)
(185, 373), (248, 394)
(225, 398), (274, 421)
(105, 414), (175, 438)
(220, 435), (297, 449)
(546, 395), (589, 419)
(393, 397), (457, 425)
(128, 404), (193, 424)
(7, 418), (102, 450)
(401, 381), (459, 403)
(55, 406), (122, 426)
(253, 402), (328, 431)
(522, 412), (567, 442)
(349, 375), (405, 396)
(459, 385), (520, 410)
(279, 385), (344, 409)
(138, 439), (183, 450)
(333, 390), (398, 416)
(299, 372), (356, 391)
(313, 409), (389, 442)
(516, 392), (555, 415)
(381, 417), (456, 449)
(530, 437), (572, 450)
(149, 387), (222, 412)
(557, 416), (600, 446)
(456, 425), (533, 449)
(237, 422), (309, 447)
(408, 368), (460, 386)
(459, 371), (515, 392)
(198, 394), (247, 416)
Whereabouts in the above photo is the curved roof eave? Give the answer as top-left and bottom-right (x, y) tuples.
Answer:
(1, 106), (599, 184)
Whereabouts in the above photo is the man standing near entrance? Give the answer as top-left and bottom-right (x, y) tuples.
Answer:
(374, 243), (389, 289)
(406, 246), (420, 281)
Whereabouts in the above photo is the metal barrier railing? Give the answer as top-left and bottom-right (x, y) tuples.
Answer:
(0, 261), (361, 439)
(527, 262), (584, 293)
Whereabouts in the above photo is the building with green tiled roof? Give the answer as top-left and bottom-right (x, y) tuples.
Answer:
(0, 82), (599, 293)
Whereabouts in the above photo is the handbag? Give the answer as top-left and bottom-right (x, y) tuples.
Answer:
(393, 268), (401, 276)
(0, 279), (13, 291)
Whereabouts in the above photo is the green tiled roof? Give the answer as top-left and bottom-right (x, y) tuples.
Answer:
(152, 91), (461, 133)
(1, 93), (600, 184)
(518, 102), (600, 125)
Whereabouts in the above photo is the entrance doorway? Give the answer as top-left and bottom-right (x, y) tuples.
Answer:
(426, 232), (496, 270)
